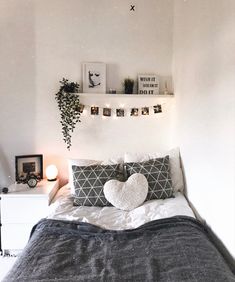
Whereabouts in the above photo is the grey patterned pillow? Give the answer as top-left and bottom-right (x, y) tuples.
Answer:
(72, 164), (121, 206)
(125, 156), (173, 201)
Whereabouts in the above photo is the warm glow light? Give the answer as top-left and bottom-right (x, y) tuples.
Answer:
(46, 165), (58, 181)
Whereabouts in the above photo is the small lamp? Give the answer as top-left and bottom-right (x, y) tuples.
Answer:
(46, 165), (58, 181)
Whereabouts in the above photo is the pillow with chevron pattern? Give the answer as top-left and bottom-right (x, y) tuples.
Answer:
(72, 164), (121, 206)
(125, 156), (173, 201)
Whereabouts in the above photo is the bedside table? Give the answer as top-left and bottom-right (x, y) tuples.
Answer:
(0, 179), (59, 255)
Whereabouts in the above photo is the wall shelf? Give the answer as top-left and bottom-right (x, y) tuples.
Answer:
(79, 93), (174, 98)
(78, 93), (174, 109)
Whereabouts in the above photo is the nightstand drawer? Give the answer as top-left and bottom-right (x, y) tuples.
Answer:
(1, 197), (49, 223)
(0, 179), (59, 252)
(2, 223), (34, 250)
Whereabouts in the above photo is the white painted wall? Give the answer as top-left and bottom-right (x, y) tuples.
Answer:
(1, 0), (234, 257)
(173, 0), (235, 256)
(0, 0), (174, 186)
(0, 0), (37, 185)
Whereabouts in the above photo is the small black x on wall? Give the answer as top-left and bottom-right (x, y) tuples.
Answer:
(130, 5), (135, 11)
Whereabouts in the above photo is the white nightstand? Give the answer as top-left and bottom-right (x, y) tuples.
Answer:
(0, 179), (59, 255)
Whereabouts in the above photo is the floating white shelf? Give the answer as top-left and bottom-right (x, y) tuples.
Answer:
(79, 93), (174, 98)
(77, 92), (174, 108)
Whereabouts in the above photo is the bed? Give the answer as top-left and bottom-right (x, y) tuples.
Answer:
(3, 150), (235, 281)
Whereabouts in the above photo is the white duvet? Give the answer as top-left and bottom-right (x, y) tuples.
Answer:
(48, 185), (195, 230)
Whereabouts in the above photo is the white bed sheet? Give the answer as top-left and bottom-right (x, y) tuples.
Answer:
(48, 184), (195, 230)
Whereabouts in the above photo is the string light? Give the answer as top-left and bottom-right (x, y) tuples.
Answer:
(79, 103), (163, 117)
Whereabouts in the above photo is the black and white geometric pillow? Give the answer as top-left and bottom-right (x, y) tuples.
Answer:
(125, 156), (173, 201)
(72, 164), (120, 206)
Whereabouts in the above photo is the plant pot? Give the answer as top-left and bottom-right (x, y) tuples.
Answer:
(124, 85), (134, 94)
(124, 78), (134, 94)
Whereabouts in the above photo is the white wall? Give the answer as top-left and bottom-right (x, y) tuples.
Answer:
(173, 0), (235, 256)
(0, 0), (174, 185)
(1, 0), (234, 257)
(0, 0), (37, 184)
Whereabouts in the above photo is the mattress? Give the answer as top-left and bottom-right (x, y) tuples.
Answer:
(5, 186), (235, 281)
(47, 184), (195, 230)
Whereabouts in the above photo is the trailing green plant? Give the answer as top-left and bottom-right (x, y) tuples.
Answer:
(55, 78), (81, 150)
(124, 78), (134, 94)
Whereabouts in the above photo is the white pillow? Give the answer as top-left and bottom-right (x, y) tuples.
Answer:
(124, 148), (184, 192)
(68, 156), (124, 195)
(104, 173), (148, 211)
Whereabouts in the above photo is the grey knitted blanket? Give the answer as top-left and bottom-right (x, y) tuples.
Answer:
(3, 216), (235, 282)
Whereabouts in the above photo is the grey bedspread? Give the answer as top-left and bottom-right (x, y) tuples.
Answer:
(3, 216), (235, 282)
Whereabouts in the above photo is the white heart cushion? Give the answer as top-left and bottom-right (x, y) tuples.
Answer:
(103, 173), (148, 211)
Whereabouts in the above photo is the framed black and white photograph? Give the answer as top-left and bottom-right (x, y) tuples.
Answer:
(142, 107), (149, 115)
(103, 108), (111, 117)
(91, 106), (99, 115)
(116, 109), (125, 117)
(138, 74), (159, 95)
(83, 62), (106, 93)
(15, 154), (43, 182)
(130, 108), (139, 116)
(154, 104), (162, 113)
(77, 104), (85, 113)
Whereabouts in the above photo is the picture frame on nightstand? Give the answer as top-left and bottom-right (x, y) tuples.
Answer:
(15, 154), (43, 183)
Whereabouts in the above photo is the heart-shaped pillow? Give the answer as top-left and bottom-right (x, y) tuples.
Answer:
(103, 173), (148, 211)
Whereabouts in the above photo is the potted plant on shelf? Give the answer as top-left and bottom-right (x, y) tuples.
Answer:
(124, 78), (134, 94)
(55, 78), (81, 150)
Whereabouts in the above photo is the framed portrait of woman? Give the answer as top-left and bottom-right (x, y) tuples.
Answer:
(82, 62), (106, 93)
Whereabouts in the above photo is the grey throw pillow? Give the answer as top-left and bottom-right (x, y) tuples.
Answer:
(125, 156), (173, 201)
(72, 164), (121, 206)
